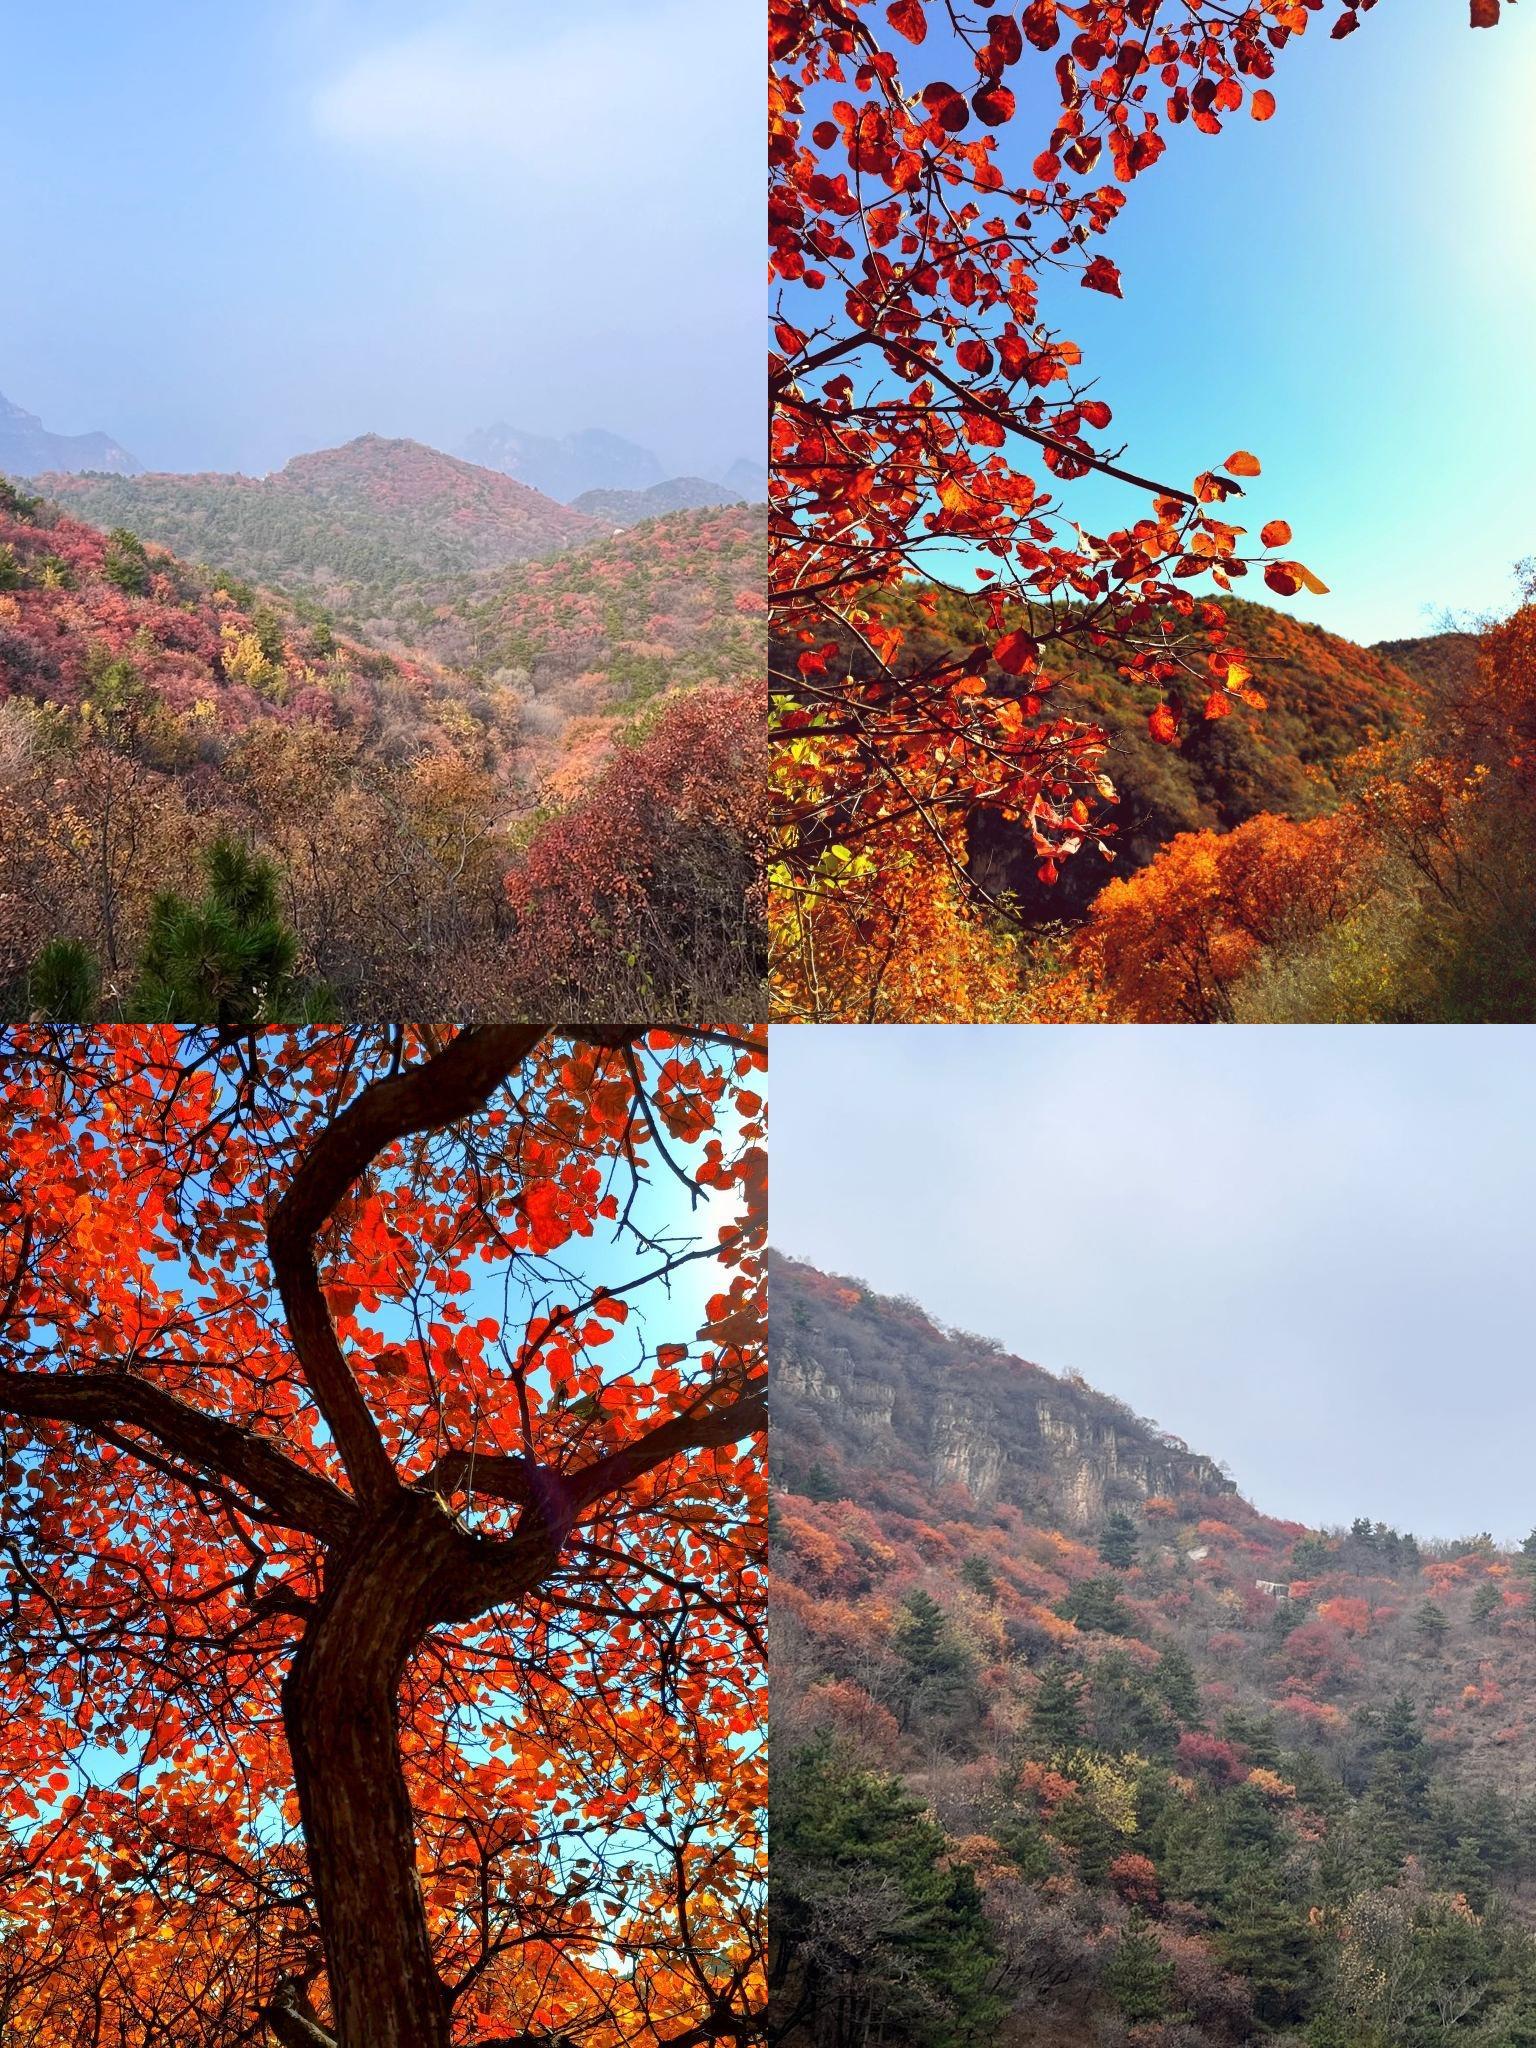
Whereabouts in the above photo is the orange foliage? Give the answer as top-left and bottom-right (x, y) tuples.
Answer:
(769, 0), (1353, 1017)
(1051, 809), (1367, 1021)
(0, 1027), (766, 2047)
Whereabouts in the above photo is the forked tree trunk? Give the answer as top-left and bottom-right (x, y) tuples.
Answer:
(282, 1496), (463, 2048)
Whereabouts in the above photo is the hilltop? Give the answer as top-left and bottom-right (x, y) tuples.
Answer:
(36, 437), (601, 611)
(455, 422), (663, 500)
(1, 389), (140, 477)
(772, 1255), (1536, 2048)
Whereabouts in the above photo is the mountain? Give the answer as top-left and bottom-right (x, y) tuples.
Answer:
(723, 456), (768, 498)
(0, 477), (760, 1019)
(36, 437), (602, 610)
(1372, 629), (1482, 698)
(367, 502), (766, 794)
(831, 586), (1433, 921)
(772, 1254), (1536, 2048)
(571, 476), (738, 526)
(454, 423), (663, 502)
(0, 390), (140, 477)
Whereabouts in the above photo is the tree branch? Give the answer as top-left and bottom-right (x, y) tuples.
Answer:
(0, 1365), (357, 1545)
(267, 1027), (552, 1505)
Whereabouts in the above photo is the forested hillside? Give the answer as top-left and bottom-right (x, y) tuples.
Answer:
(771, 1255), (1536, 2048)
(773, 578), (1536, 1024)
(785, 586), (1427, 924)
(37, 437), (601, 611)
(0, 478), (763, 1018)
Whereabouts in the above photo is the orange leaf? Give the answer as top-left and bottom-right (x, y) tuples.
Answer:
(1224, 450), (1261, 478)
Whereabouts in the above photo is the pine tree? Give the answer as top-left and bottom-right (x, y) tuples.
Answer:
(959, 1554), (999, 1602)
(1055, 1577), (1131, 1635)
(1102, 1913), (1175, 2024)
(128, 837), (330, 1030)
(1154, 1644), (1202, 1727)
(1217, 1869), (1318, 2028)
(1414, 1600), (1450, 1650)
(1099, 1510), (1139, 1571)
(27, 938), (100, 1023)
(1471, 1580), (1502, 1630)
(894, 1592), (976, 1731)
(1030, 1661), (1082, 1755)
(801, 1460), (839, 1502)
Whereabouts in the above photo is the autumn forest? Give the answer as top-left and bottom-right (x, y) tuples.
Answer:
(3, 0), (1535, 2043)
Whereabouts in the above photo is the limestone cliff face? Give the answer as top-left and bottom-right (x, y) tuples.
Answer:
(771, 1254), (1233, 1526)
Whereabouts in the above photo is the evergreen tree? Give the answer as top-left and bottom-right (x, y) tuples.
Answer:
(1472, 1580), (1502, 1630)
(128, 837), (329, 1030)
(1102, 1913), (1175, 2024)
(103, 526), (151, 595)
(801, 1460), (839, 1502)
(1030, 1661), (1082, 1755)
(1216, 1868), (1318, 2028)
(1098, 1510), (1139, 1571)
(959, 1554), (998, 1602)
(1153, 1643), (1202, 1727)
(1414, 1600), (1450, 1651)
(27, 938), (99, 1023)
(1055, 1576), (1131, 1636)
(771, 1742), (1005, 2048)
(894, 1591), (977, 1732)
(1290, 1532), (1332, 1577)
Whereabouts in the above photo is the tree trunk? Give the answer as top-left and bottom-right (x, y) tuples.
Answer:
(283, 1495), (462, 2048)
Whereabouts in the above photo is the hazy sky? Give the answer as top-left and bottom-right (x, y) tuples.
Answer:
(0, 0), (759, 478)
(771, 1026), (1536, 1544)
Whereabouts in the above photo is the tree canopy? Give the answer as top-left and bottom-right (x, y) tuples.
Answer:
(0, 1025), (765, 2047)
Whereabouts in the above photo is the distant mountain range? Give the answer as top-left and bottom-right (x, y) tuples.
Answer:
(37, 436), (604, 607)
(456, 421), (765, 506)
(572, 476), (739, 526)
(1, 390), (140, 477)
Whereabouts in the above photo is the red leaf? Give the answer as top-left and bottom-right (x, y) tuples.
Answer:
(973, 83), (1016, 125)
(1081, 255), (1123, 298)
(1251, 89), (1277, 120)
(1260, 518), (1292, 548)
(921, 81), (970, 131)
(1202, 690), (1233, 720)
(992, 630), (1040, 676)
(1148, 704), (1179, 745)
(1223, 450), (1261, 477)
(1332, 8), (1359, 33)
(886, 0), (928, 41)
(1264, 563), (1302, 596)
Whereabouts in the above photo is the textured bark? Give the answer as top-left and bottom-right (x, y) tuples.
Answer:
(283, 1495), (467, 2048)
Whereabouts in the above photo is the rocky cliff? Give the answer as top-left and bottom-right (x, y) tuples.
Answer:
(771, 1252), (1232, 1525)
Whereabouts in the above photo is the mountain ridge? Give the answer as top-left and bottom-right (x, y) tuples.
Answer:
(35, 437), (602, 607)
(1, 389), (140, 478)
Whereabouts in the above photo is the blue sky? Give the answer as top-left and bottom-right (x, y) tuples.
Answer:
(781, 2), (1533, 644)
(0, 0), (759, 478)
(1053, 1), (1536, 644)
(770, 1025), (1536, 1543)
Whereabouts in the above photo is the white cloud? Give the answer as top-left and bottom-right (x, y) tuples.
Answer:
(311, 0), (757, 193)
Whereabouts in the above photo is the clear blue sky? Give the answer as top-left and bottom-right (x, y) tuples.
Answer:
(770, 1025), (1536, 1544)
(0, 0), (759, 478)
(1055, 2), (1536, 644)
(782, 3), (1533, 644)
